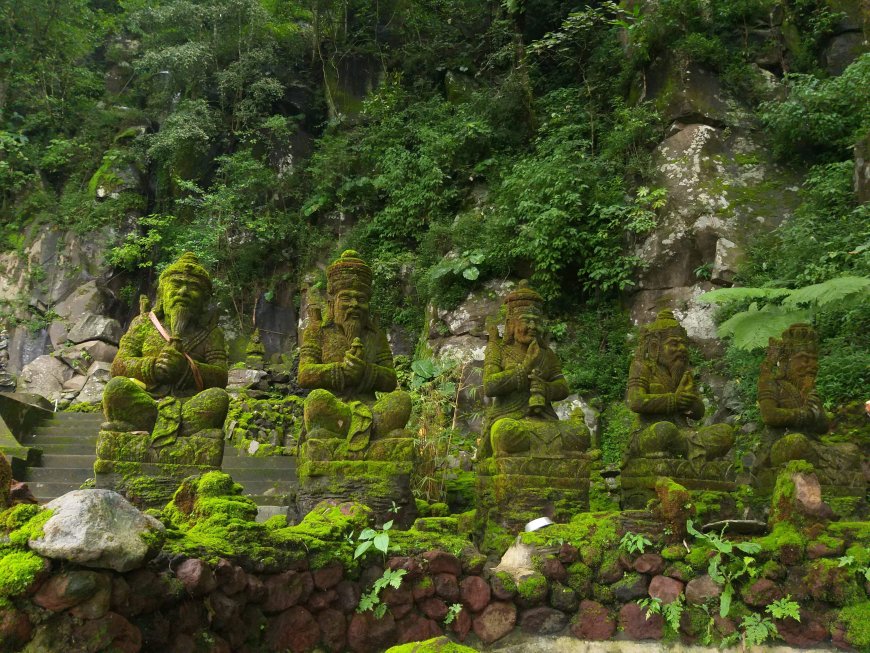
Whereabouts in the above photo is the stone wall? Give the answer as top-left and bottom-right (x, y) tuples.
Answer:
(4, 523), (868, 652)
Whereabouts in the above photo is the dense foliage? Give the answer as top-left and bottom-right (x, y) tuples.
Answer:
(0, 0), (867, 410)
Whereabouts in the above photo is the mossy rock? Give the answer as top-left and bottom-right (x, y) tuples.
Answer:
(837, 601), (870, 650)
(385, 636), (478, 653)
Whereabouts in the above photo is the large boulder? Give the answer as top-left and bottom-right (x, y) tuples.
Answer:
(29, 489), (164, 572)
(630, 122), (800, 353)
(66, 314), (123, 346)
(48, 280), (109, 348)
(17, 355), (74, 402)
(71, 361), (113, 405)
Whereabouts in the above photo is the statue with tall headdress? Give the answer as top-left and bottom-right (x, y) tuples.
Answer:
(621, 310), (735, 508)
(295, 250), (416, 524)
(476, 281), (591, 539)
(96, 253), (229, 497)
(755, 323), (863, 499)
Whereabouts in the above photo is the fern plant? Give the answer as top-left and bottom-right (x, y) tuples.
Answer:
(698, 275), (870, 350)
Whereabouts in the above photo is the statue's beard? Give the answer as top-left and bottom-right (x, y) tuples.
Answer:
(168, 306), (193, 338)
(341, 316), (365, 343)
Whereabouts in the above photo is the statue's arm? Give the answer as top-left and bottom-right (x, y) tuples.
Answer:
(541, 351), (569, 402)
(483, 340), (525, 397)
(758, 379), (821, 429)
(626, 360), (676, 414)
(360, 331), (397, 393)
(297, 326), (344, 391)
(111, 316), (158, 385)
(194, 328), (229, 389)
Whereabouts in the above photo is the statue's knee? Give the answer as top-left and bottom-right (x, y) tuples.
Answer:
(491, 419), (529, 455)
(373, 390), (412, 434)
(771, 433), (818, 467)
(183, 388), (230, 428)
(698, 423), (735, 455)
(304, 389), (350, 436)
(102, 376), (157, 430)
(638, 421), (683, 456)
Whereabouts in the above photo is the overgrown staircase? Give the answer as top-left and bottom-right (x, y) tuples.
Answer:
(20, 411), (297, 518)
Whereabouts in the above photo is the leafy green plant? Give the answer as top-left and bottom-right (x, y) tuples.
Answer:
(444, 602), (463, 625)
(429, 250), (486, 282)
(353, 520), (395, 561)
(637, 594), (685, 635)
(357, 568), (407, 618)
(730, 596), (801, 648)
(686, 520), (760, 617)
(620, 531), (652, 555)
(698, 276), (870, 350)
(838, 555), (870, 582)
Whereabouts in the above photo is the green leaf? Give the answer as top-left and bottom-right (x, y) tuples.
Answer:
(387, 569), (407, 588)
(717, 304), (813, 350)
(686, 519), (702, 538)
(782, 275), (870, 307)
(354, 541), (372, 559)
(735, 542), (761, 555)
(462, 266), (480, 280)
(411, 359), (438, 379)
(469, 252), (485, 264)
(382, 520), (394, 531)
(719, 583), (733, 618)
(358, 528), (376, 541)
(697, 287), (790, 305)
(373, 532), (389, 554)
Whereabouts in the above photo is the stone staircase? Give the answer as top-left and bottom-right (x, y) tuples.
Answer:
(21, 412), (102, 502)
(20, 411), (297, 518)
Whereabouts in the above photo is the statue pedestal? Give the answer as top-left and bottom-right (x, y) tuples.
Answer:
(476, 454), (591, 545)
(94, 429), (225, 508)
(296, 432), (418, 528)
(621, 458), (736, 510)
(754, 434), (865, 514)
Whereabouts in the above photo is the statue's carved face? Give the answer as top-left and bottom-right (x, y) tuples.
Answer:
(787, 352), (817, 380)
(513, 310), (542, 346)
(661, 335), (687, 368)
(334, 289), (369, 325)
(162, 275), (208, 315)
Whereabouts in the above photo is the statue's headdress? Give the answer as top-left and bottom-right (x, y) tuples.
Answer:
(158, 252), (212, 294)
(504, 280), (543, 317)
(637, 309), (688, 362)
(326, 250), (372, 297)
(502, 280), (544, 344)
(764, 323), (819, 378)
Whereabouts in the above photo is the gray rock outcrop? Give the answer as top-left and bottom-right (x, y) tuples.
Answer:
(29, 489), (164, 572)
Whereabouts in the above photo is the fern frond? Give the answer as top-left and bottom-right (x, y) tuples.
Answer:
(717, 304), (812, 350)
(697, 287), (790, 305)
(782, 276), (870, 307)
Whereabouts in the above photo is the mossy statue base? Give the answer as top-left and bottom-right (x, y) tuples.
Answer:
(755, 433), (865, 510)
(94, 459), (218, 509)
(476, 452), (591, 542)
(621, 457), (736, 510)
(296, 459), (418, 528)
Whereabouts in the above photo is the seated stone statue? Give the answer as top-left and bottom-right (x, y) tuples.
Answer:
(297, 250), (413, 461)
(99, 252), (229, 467)
(476, 282), (590, 536)
(757, 323), (862, 496)
(481, 281), (589, 459)
(622, 310), (734, 507)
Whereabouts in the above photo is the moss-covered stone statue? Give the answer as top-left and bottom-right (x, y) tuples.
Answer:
(755, 323), (864, 503)
(621, 310), (735, 509)
(476, 282), (591, 539)
(295, 250), (416, 525)
(95, 253), (230, 505)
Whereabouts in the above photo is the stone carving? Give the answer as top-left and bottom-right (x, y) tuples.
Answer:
(476, 282), (591, 535)
(96, 253), (229, 476)
(295, 250), (416, 524)
(756, 323), (863, 499)
(621, 310), (735, 508)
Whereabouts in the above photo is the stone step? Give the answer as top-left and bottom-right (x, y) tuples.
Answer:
(224, 471), (295, 485)
(28, 480), (91, 502)
(232, 479), (296, 494)
(44, 412), (104, 422)
(22, 434), (97, 444)
(26, 441), (98, 455)
(220, 456), (296, 470)
(245, 495), (293, 507)
(25, 466), (94, 484)
(38, 454), (98, 469)
(31, 426), (102, 437)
